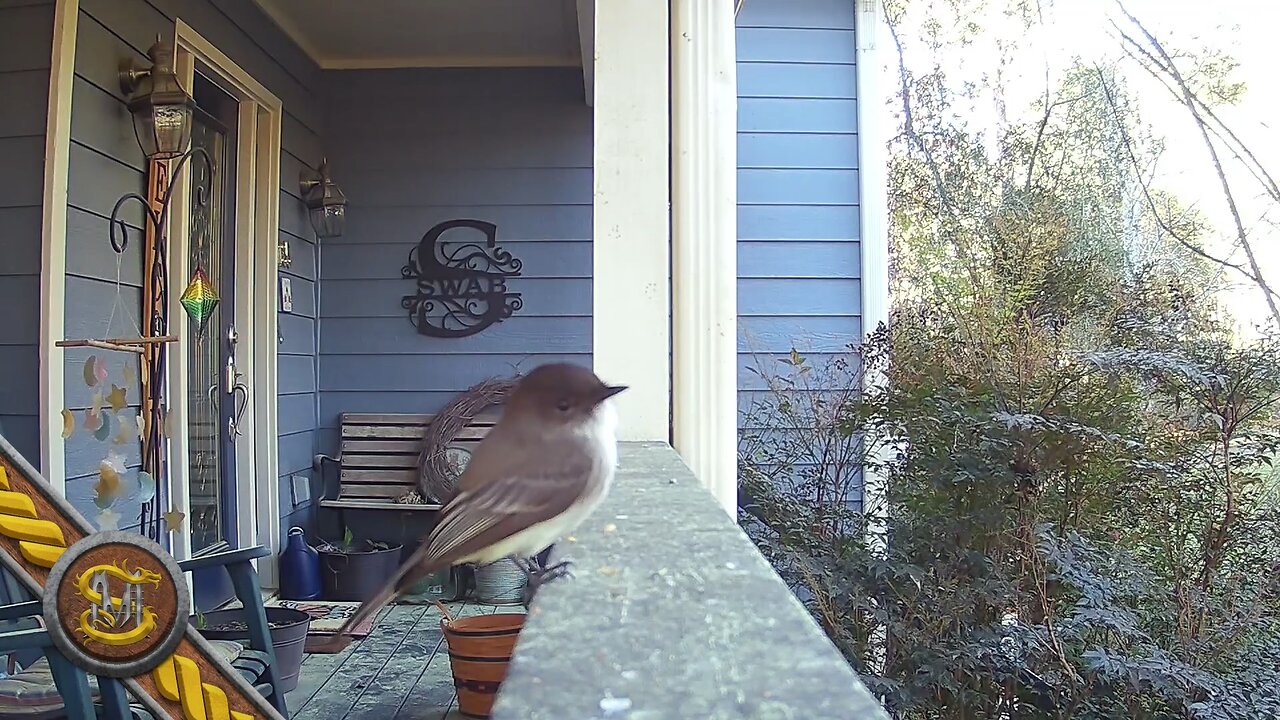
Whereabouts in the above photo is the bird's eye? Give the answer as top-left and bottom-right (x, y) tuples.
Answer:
(556, 399), (571, 412)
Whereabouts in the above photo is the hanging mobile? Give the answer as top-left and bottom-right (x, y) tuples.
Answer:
(56, 142), (211, 540)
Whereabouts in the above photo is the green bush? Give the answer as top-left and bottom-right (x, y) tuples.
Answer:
(739, 38), (1280, 716)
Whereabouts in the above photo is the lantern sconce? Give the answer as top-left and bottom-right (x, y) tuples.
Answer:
(119, 37), (195, 161)
(299, 158), (348, 239)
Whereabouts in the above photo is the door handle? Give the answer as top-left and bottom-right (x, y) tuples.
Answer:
(223, 327), (249, 438)
(228, 382), (249, 438)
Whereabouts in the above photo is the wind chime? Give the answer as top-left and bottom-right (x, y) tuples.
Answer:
(55, 38), (217, 541)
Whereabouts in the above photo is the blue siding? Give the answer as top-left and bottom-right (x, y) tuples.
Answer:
(0, 1), (53, 465)
(317, 67), (592, 451)
(64, 0), (321, 534)
(736, 0), (864, 505)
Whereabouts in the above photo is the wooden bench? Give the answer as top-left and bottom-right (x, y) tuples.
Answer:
(313, 412), (497, 514)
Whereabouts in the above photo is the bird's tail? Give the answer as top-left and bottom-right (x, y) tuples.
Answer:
(335, 554), (448, 638)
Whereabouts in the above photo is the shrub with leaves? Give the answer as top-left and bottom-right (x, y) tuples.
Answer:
(738, 2), (1280, 712)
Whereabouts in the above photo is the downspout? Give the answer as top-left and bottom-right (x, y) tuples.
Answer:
(856, 0), (892, 686)
(856, 0), (890, 546)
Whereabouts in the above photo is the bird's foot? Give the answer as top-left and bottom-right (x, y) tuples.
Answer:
(512, 556), (539, 576)
(520, 558), (576, 607)
(535, 559), (575, 585)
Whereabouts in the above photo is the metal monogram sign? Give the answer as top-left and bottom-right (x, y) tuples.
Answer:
(401, 219), (523, 338)
(43, 532), (188, 678)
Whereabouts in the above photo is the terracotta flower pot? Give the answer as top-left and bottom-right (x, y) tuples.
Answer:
(435, 601), (525, 719)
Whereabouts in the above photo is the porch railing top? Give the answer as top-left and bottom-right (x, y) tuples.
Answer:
(490, 441), (888, 720)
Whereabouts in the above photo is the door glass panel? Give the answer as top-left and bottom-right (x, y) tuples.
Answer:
(187, 73), (236, 554)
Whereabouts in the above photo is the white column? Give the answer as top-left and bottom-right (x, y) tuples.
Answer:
(591, 0), (671, 441)
(39, 0), (79, 491)
(671, 0), (738, 515)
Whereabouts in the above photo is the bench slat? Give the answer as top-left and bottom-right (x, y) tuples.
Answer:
(342, 454), (417, 469)
(339, 484), (412, 498)
(342, 411), (501, 425)
(340, 469), (416, 483)
(341, 439), (421, 453)
(342, 426), (427, 439)
(341, 425), (492, 440)
(320, 499), (442, 511)
(342, 413), (437, 425)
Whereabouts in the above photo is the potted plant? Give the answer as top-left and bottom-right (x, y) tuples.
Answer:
(435, 600), (525, 719)
(192, 606), (311, 693)
(316, 528), (403, 602)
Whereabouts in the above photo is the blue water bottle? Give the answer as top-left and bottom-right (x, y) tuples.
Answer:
(278, 526), (322, 600)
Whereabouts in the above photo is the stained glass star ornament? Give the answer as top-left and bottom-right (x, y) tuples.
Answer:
(180, 266), (219, 333)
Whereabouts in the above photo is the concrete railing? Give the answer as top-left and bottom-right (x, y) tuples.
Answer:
(491, 441), (890, 720)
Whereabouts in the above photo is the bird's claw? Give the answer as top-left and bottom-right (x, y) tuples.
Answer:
(536, 559), (575, 584)
(520, 558), (576, 607)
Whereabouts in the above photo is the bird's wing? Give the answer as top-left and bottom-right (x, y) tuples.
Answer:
(423, 450), (596, 562)
(337, 447), (597, 638)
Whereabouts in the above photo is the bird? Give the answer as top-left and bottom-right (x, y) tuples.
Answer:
(331, 362), (626, 641)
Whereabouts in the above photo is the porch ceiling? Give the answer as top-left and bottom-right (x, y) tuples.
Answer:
(251, 0), (586, 70)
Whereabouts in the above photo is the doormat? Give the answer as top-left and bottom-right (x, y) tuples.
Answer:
(263, 599), (374, 653)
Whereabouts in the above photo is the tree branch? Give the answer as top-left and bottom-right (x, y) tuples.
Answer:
(1094, 68), (1254, 279)
(1113, 1), (1280, 326)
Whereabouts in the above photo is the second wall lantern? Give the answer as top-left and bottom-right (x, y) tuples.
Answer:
(299, 158), (348, 239)
(119, 38), (195, 161)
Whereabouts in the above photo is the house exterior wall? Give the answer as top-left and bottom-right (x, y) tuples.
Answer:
(736, 0), (864, 506)
(55, 0), (321, 533)
(10, 0), (868, 540)
(0, 1), (55, 465)
(316, 67), (593, 454)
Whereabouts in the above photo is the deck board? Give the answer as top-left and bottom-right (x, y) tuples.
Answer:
(285, 606), (393, 714)
(284, 601), (506, 720)
(392, 602), (499, 720)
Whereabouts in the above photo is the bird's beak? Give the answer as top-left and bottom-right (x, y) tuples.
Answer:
(594, 385), (627, 404)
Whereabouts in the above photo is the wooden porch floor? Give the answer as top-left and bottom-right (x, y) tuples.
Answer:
(284, 600), (523, 720)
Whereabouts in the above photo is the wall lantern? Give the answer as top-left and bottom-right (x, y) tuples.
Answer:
(119, 38), (195, 160)
(299, 158), (347, 239)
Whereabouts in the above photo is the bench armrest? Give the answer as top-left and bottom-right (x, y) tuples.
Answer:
(178, 545), (270, 573)
(0, 627), (52, 653)
(313, 453), (342, 501)
(0, 601), (42, 623)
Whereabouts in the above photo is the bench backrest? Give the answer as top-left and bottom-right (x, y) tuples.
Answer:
(336, 412), (499, 502)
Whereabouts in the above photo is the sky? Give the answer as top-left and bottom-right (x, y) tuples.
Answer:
(879, 0), (1278, 336)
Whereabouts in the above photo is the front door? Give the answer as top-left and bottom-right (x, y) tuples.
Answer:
(186, 69), (243, 611)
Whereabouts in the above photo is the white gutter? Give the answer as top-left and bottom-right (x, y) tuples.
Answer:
(856, 0), (892, 685)
(856, 0), (890, 549)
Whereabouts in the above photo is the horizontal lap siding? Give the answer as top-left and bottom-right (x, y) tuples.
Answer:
(736, 0), (863, 511)
(318, 68), (592, 451)
(67, 0), (321, 533)
(0, 2), (52, 465)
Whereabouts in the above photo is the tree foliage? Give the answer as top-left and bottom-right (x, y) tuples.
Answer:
(738, 2), (1280, 717)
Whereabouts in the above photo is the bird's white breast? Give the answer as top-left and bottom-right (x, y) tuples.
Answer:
(584, 397), (620, 474)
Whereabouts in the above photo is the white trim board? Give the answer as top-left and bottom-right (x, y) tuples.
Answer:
(38, 0), (79, 493)
(249, 0), (586, 71)
(575, 0), (595, 106)
(670, 0), (738, 516)
(591, 0), (671, 441)
(321, 54), (580, 70)
(172, 19), (284, 588)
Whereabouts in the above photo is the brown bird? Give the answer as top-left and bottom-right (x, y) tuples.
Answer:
(332, 362), (626, 640)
